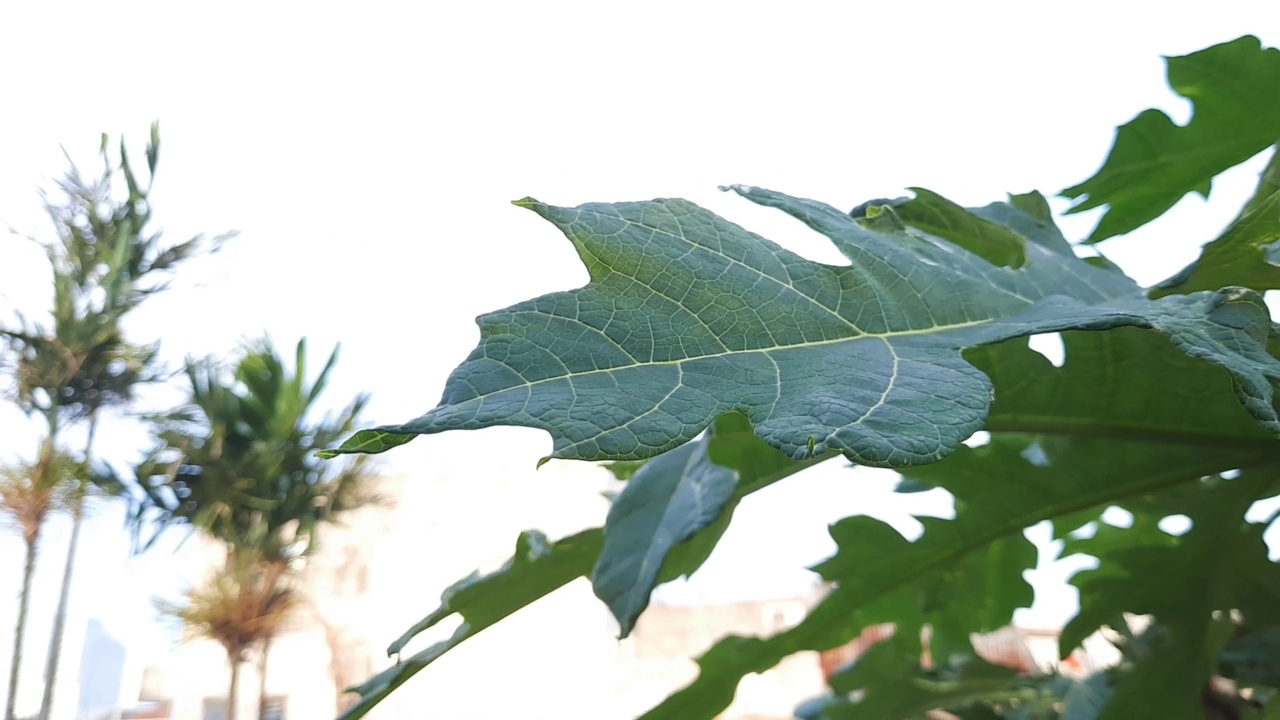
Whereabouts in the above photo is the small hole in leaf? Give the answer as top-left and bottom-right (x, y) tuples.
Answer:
(1264, 291), (1280, 318)
(1100, 506), (1133, 528)
(1069, 522), (1098, 540)
(1020, 442), (1050, 467)
(1027, 333), (1065, 368)
(1157, 514), (1193, 536)
(1246, 494), (1280, 524)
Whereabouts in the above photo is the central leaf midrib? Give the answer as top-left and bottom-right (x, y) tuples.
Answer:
(481, 317), (995, 396)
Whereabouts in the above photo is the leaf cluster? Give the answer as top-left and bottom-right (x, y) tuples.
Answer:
(331, 35), (1280, 719)
(1, 123), (226, 427)
(132, 338), (375, 563)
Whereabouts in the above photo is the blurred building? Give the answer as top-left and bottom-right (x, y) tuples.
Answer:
(75, 620), (126, 720)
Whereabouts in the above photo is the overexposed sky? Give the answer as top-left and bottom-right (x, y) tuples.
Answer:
(1, 1), (1279, 713)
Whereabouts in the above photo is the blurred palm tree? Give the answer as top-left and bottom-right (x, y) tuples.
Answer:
(135, 338), (377, 719)
(155, 553), (299, 720)
(0, 124), (225, 720)
(0, 453), (87, 720)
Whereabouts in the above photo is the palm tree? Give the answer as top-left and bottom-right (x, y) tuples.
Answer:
(1, 269), (152, 720)
(5, 317), (156, 720)
(0, 125), (225, 720)
(0, 453), (87, 720)
(155, 553), (299, 720)
(134, 338), (376, 719)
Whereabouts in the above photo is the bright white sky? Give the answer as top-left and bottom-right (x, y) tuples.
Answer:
(2, 1), (1279, 714)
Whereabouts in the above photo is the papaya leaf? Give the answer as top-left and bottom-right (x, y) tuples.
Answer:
(1063, 36), (1280, 242)
(1241, 146), (1280, 219)
(1220, 626), (1280, 689)
(317, 428), (412, 458)
(639, 321), (1280, 719)
(817, 513), (1035, 665)
(1060, 474), (1280, 720)
(338, 529), (602, 719)
(331, 186), (1280, 468)
(638, 427), (1274, 720)
(1075, 474), (1274, 712)
(802, 638), (1030, 720)
(1152, 190), (1280, 297)
(593, 434), (737, 637)
(970, 327), (1278, 447)
(593, 412), (827, 636)
(349, 413), (819, 714)
(806, 653), (1113, 720)
(891, 188), (1029, 267)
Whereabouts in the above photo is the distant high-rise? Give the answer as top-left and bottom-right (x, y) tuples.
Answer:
(76, 619), (125, 720)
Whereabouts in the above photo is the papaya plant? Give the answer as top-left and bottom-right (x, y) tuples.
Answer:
(328, 35), (1280, 719)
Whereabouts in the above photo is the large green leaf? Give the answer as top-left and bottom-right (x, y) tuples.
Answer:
(804, 649), (1122, 720)
(1063, 36), (1280, 242)
(1061, 474), (1279, 720)
(349, 413), (819, 714)
(638, 320), (1280, 718)
(800, 639), (1029, 720)
(1221, 626), (1280, 689)
(815, 513), (1035, 665)
(1152, 190), (1280, 297)
(332, 186), (1280, 467)
(338, 529), (602, 720)
(890, 188), (1029, 267)
(593, 412), (826, 636)
(592, 429), (737, 637)
(971, 327), (1277, 447)
(637, 429), (1273, 720)
(345, 302), (1280, 720)
(1241, 147), (1280, 219)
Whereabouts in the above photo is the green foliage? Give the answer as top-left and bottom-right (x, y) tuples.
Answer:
(2, 123), (226, 427)
(0, 452), (92, 546)
(333, 185), (1280, 465)
(1151, 190), (1280, 297)
(594, 412), (820, 636)
(797, 638), (1031, 720)
(133, 338), (374, 561)
(136, 338), (377, 720)
(334, 35), (1280, 719)
(337, 529), (602, 719)
(0, 125), (224, 720)
(1063, 35), (1280, 242)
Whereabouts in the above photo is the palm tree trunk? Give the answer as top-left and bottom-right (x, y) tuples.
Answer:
(257, 638), (271, 720)
(35, 413), (96, 720)
(227, 655), (240, 720)
(5, 537), (38, 720)
(34, 498), (82, 720)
